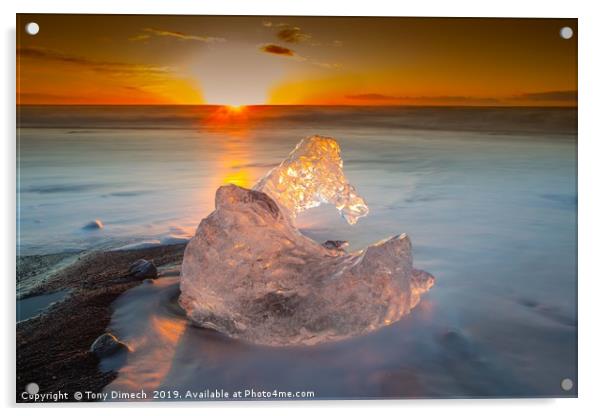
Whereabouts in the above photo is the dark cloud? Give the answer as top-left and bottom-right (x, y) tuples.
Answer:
(347, 94), (400, 101)
(348, 91), (577, 105)
(17, 47), (170, 76)
(18, 92), (89, 102)
(258, 44), (339, 69)
(277, 26), (311, 43)
(346, 93), (499, 104)
(514, 90), (577, 102)
(139, 28), (225, 43)
(260, 44), (296, 56)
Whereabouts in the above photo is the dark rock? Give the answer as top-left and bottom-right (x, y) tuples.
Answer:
(82, 220), (104, 230)
(90, 333), (128, 358)
(128, 259), (158, 279)
(322, 240), (349, 251)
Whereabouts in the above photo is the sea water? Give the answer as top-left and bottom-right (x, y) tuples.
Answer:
(17, 105), (577, 398)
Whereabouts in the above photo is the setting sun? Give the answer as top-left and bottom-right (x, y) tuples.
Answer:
(226, 104), (245, 113)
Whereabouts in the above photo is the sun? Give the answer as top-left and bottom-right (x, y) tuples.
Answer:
(205, 104), (250, 130)
(226, 104), (245, 113)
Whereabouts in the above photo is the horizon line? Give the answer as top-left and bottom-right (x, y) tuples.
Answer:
(15, 103), (578, 109)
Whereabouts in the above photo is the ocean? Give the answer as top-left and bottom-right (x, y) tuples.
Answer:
(17, 105), (577, 398)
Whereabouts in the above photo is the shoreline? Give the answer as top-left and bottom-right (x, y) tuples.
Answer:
(16, 243), (187, 403)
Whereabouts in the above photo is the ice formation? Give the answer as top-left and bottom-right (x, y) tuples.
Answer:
(179, 135), (434, 346)
(253, 136), (369, 225)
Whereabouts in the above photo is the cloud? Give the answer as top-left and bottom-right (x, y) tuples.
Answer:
(313, 61), (342, 70)
(346, 93), (500, 104)
(347, 93), (400, 101)
(277, 26), (311, 44)
(258, 44), (340, 69)
(129, 34), (151, 41)
(18, 92), (89, 102)
(132, 28), (225, 43)
(260, 44), (296, 56)
(514, 90), (577, 102)
(17, 47), (171, 76)
(262, 21), (312, 44)
(262, 21), (288, 28)
(347, 91), (578, 105)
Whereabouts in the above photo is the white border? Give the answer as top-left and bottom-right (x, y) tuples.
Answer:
(3, 0), (601, 414)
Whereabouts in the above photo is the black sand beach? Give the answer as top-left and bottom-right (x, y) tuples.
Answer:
(16, 244), (186, 402)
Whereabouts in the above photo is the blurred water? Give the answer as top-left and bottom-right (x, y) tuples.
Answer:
(17, 105), (577, 398)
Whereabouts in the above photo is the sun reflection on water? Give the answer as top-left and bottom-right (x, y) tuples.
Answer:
(204, 105), (249, 131)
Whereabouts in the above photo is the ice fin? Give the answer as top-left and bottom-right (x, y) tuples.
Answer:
(253, 135), (369, 225)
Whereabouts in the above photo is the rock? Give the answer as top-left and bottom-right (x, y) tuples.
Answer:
(160, 235), (190, 245)
(322, 240), (349, 251)
(143, 278), (154, 285)
(90, 333), (128, 358)
(128, 259), (158, 279)
(179, 136), (435, 346)
(82, 219), (103, 230)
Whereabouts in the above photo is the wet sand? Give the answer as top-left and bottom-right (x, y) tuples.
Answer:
(16, 243), (186, 402)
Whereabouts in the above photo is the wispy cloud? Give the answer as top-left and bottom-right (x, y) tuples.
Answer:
(128, 34), (151, 42)
(276, 26), (311, 44)
(17, 47), (171, 76)
(131, 28), (226, 43)
(346, 91), (578, 105)
(346, 93), (500, 104)
(260, 21), (341, 69)
(313, 61), (342, 70)
(347, 94), (400, 101)
(18, 92), (89, 102)
(513, 90), (577, 102)
(263, 21), (312, 44)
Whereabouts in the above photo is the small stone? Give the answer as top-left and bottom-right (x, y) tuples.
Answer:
(128, 259), (158, 279)
(90, 333), (128, 358)
(322, 240), (349, 251)
(82, 219), (103, 230)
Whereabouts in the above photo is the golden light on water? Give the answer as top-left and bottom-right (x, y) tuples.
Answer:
(225, 104), (245, 113)
(205, 105), (249, 128)
(222, 168), (251, 188)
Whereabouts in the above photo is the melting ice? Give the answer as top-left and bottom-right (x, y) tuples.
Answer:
(253, 135), (369, 225)
(179, 135), (434, 346)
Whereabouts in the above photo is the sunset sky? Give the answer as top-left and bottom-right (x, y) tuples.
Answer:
(17, 14), (577, 106)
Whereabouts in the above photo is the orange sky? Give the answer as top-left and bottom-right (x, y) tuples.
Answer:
(17, 15), (577, 106)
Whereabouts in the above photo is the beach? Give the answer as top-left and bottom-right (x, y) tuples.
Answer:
(16, 244), (186, 402)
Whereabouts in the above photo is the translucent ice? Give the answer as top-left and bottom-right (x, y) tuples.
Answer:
(179, 136), (434, 346)
(254, 135), (369, 225)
